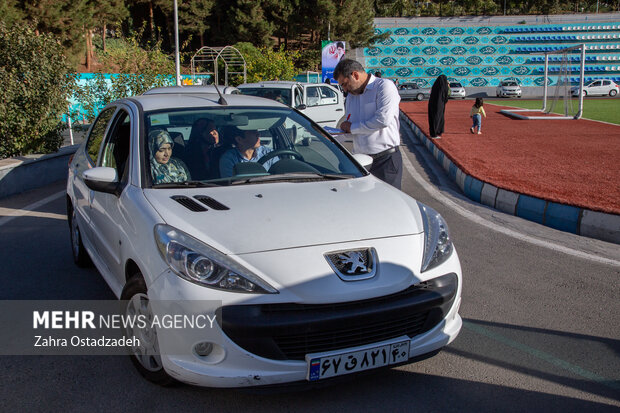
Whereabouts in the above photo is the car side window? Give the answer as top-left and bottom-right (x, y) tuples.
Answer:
(85, 107), (116, 165)
(306, 87), (320, 107)
(99, 110), (131, 183)
(294, 86), (303, 107)
(592, 81), (601, 87)
(319, 86), (338, 105)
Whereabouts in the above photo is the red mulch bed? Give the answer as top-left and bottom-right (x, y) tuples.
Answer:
(400, 100), (620, 215)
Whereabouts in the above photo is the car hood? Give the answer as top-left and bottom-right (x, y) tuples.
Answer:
(144, 176), (424, 255)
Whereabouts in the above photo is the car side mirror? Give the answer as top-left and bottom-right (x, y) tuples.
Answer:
(83, 167), (119, 195)
(296, 104), (307, 110)
(352, 154), (373, 169)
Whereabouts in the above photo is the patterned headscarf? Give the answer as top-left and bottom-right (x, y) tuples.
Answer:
(148, 129), (190, 184)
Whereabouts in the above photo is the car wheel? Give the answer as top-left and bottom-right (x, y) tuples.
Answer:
(68, 204), (92, 268)
(610, 89), (617, 97)
(121, 275), (176, 386)
(416, 93), (423, 101)
(583, 90), (587, 97)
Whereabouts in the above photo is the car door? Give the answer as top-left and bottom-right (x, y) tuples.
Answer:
(302, 85), (345, 127)
(71, 106), (116, 249)
(88, 107), (133, 280)
(601, 80), (611, 95)
(589, 80), (602, 95)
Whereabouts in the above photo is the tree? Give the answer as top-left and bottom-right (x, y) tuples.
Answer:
(264, 0), (299, 48)
(24, 0), (93, 64)
(179, 0), (215, 47)
(93, 0), (129, 52)
(330, 0), (385, 48)
(0, 21), (76, 158)
(0, 0), (24, 26)
(225, 0), (274, 47)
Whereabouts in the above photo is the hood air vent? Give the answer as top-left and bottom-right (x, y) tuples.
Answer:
(171, 196), (207, 212)
(194, 195), (230, 210)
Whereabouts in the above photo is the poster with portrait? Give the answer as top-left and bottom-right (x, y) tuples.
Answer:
(321, 41), (345, 84)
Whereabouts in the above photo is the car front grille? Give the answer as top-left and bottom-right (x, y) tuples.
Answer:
(219, 273), (458, 361)
(273, 310), (429, 360)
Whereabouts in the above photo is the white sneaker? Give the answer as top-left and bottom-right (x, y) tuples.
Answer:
(477, 131), (482, 135)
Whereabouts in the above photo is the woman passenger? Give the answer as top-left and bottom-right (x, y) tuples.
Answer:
(149, 129), (191, 185)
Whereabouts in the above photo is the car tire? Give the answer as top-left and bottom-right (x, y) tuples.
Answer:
(68, 204), (92, 268)
(121, 275), (177, 386)
(583, 90), (587, 97)
(610, 90), (617, 97)
(416, 93), (423, 101)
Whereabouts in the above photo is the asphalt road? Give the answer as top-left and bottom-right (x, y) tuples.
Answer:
(0, 126), (618, 412)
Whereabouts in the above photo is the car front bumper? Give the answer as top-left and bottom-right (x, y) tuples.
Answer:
(498, 90), (521, 97)
(147, 254), (463, 387)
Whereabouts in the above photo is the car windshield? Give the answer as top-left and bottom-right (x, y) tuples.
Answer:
(503, 82), (518, 86)
(144, 106), (364, 188)
(238, 88), (292, 106)
(449, 83), (462, 88)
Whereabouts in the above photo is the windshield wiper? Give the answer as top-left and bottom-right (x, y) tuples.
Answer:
(231, 173), (354, 185)
(152, 180), (220, 188)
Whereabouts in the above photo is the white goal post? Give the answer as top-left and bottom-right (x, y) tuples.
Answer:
(500, 44), (585, 120)
(542, 44), (585, 119)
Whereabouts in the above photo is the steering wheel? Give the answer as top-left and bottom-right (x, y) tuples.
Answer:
(257, 149), (304, 165)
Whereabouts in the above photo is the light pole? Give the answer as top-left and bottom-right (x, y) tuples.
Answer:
(173, 0), (181, 86)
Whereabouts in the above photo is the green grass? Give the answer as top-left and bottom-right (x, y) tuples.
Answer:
(488, 98), (620, 125)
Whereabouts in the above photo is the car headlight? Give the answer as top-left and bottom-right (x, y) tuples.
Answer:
(154, 224), (278, 294)
(418, 202), (454, 272)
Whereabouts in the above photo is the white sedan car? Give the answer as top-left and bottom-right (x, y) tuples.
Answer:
(449, 82), (466, 99)
(66, 91), (462, 387)
(571, 79), (619, 97)
(496, 80), (522, 98)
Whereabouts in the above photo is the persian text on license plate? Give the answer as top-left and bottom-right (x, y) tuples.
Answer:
(306, 340), (410, 381)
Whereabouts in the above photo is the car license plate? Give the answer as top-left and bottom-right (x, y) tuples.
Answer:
(306, 340), (410, 381)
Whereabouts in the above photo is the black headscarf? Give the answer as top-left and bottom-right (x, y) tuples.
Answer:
(428, 74), (449, 137)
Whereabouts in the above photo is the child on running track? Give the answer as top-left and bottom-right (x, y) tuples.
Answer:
(470, 97), (486, 135)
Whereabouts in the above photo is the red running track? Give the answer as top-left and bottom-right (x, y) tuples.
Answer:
(400, 100), (620, 215)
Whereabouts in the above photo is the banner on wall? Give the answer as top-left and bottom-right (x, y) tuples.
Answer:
(321, 40), (345, 83)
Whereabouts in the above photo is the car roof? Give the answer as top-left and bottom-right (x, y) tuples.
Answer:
(238, 81), (300, 89)
(125, 92), (286, 112)
(144, 85), (241, 95)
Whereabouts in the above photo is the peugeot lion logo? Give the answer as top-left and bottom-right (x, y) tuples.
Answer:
(325, 248), (377, 281)
(338, 251), (368, 274)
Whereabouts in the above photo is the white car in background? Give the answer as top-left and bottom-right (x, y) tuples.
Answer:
(496, 80), (522, 98)
(238, 81), (345, 127)
(571, 79), (619, 97)
(66, 90), (463, 388)
(397, 83), (431, 101)
(449, 82), (466, 99)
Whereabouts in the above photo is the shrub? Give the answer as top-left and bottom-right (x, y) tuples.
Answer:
(0, 21), (76, 158)
(73, 73), (174, 122)
(72, 35), (176, 123)
(234, 42), (298, 84)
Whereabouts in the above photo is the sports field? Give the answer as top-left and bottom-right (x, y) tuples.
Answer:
(495, 98), (620, 125)
(400, 100), (620, 215)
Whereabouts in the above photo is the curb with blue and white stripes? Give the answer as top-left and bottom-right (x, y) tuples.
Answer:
(400, 112), (620, 245)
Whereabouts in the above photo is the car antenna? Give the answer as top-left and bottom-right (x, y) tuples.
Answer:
(212, 83), (228, 106)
